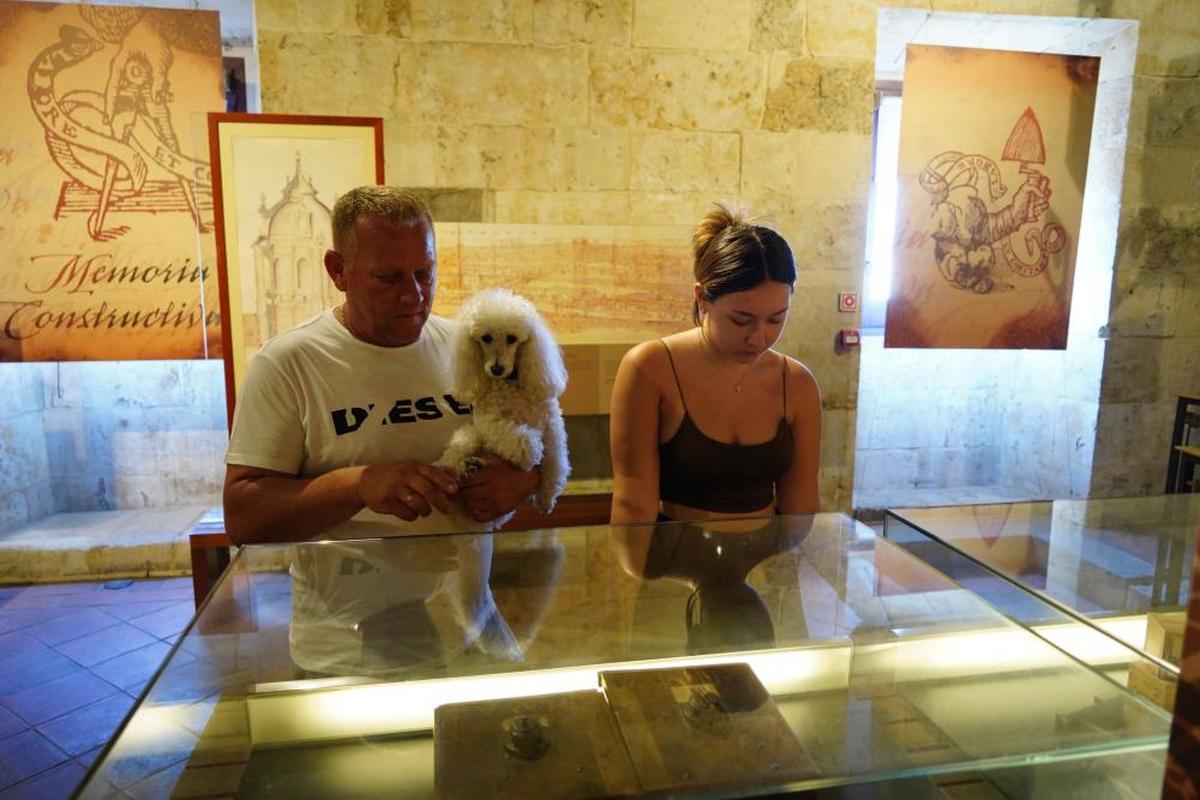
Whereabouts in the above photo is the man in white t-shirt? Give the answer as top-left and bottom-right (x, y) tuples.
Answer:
(223, 186), (537, 674)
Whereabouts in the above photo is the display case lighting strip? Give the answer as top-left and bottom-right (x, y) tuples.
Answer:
(246, 643), (854, 746)
(243, 615), (1155, 748)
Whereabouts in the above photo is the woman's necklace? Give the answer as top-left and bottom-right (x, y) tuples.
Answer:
(698, 329), (754, 394)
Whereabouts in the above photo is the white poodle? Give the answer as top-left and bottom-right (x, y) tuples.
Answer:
(436, 288), (570, 529)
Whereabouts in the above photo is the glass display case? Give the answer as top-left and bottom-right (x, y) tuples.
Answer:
(79, 514), (1172, 798)
(885, 494), (1200, 711)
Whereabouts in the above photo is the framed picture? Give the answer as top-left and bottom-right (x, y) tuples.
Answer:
(208, 113), (384, 427)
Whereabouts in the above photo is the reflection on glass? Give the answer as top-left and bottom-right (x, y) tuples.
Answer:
(614, 517), (813, 655)
(78, 515), (1172, 800)
(887, 494), (1200, 670)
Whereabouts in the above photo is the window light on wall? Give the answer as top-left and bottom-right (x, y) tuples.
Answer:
(866, 94), (903, 308)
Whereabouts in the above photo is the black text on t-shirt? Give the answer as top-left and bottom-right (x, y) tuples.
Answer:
(330, 394), (472, 436)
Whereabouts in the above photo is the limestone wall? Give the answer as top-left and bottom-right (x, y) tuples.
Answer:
(257, 0), (878, 510)
(0, 365), (53, 530)
(40, 362), (228, 513)
(1093, 0), (1200, 496)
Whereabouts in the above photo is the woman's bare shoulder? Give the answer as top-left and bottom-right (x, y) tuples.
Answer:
(623, 333), (692, 370)
(781, 355), (821, 398)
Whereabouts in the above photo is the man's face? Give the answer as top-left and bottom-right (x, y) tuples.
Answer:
(325, 215), (436, 347)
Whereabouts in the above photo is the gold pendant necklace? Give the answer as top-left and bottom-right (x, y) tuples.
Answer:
(699, 329), (752, 394)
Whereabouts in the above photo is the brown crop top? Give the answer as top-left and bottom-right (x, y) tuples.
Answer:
(657, 341), (794, 513)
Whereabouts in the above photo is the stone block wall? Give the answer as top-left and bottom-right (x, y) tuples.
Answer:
(0, 365), (53, 530)
(858, 1), (1198, 503)
(40, 362), (228, 513)
(0, 359), (228, 534)
(257, 0), (878, 510)
(854, 338), (1004, 495)
(256, 0), (1200, 506)
(1091, 0), (1200, 496)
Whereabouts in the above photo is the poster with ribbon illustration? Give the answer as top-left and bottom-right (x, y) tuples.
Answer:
(0, 2), (223, 361)
(885, 45), (1098, 349)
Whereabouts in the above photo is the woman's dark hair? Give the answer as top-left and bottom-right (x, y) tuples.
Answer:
(691, 203), (796, 324)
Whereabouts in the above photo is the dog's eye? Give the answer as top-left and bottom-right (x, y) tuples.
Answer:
(506, 334), (517, 345)
(480, 334), (493, 344)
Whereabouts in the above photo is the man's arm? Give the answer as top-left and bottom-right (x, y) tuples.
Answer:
(224, 460), (459, 545)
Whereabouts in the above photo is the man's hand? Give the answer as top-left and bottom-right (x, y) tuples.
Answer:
(458, 454), (539, 523)
(359, 460), (459, 521)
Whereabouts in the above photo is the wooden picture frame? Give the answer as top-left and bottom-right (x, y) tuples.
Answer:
(207, 113), (384, 428)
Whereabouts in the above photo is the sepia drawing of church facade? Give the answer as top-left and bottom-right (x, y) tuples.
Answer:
(248, 155), (335, 346)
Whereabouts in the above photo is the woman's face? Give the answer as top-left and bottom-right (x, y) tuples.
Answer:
(697, 280), (792, 363)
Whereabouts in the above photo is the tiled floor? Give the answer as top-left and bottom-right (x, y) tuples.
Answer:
(0, 577), (194, 799)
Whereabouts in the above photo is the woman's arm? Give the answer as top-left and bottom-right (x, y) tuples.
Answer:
(775, 359), (822, 514)
(609, 342), (666, 527)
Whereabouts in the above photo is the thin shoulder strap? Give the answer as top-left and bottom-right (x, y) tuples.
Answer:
(660, 340), (689, 414)
(781, 355), (788, 418)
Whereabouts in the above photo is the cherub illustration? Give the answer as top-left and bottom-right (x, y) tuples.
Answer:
(918, 107), (1066, 294)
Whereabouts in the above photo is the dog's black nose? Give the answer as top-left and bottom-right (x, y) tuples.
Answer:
(490, 363), (505, 376)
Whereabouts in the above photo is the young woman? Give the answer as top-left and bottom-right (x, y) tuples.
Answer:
(610, 204), (822, 525)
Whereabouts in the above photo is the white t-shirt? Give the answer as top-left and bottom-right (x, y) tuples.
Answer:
(226, 309), (470, 539)
(226, 310), (495, 675)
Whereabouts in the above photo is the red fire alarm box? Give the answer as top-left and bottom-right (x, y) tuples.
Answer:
(838, 329), (861, 348)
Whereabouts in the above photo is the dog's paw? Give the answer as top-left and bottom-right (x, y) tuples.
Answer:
(512, 436), (543, 471)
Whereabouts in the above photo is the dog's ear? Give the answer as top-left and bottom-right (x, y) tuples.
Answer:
(517, 312), (567, 401)
(451, 322), (485, 403)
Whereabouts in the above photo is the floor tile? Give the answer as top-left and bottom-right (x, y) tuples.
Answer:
(89, 642), (174, 693)
(0, 631), (50, 667)
(114, 756), (188, 797)
(37, 693), (135, 757)
(0, 730), (68, 791)
(127, 578), (194, 598)
(76, 744), (105, 768)
(0, 593), (77, 612)
(56, 623), (158, 668)
(126, 602), (194, 640)
(96, 600), (176, 623)
(0, 645), (80, 696)
(0, 604), (78, 636)
(2, 669), (119, 726)
(16, 582), (106, 597)
(25, 607), (120, 647)
(0, 706), (23, 739)
(0, 759), (86, 800)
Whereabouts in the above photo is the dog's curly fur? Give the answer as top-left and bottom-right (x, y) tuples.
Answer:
(436, 289), (569, 528)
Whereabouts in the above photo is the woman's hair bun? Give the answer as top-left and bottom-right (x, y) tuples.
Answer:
(692, 202), (748, 262)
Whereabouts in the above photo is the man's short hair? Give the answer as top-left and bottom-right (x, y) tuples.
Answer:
(331, 186), (434, 258)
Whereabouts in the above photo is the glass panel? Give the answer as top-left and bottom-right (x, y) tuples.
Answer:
(887, 495), (1200, 672)
(79, 514), (1170, 798)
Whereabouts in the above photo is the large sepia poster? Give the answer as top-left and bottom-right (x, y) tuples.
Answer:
(885, 45), (1098, 350)
(0, 2), (223, 361)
